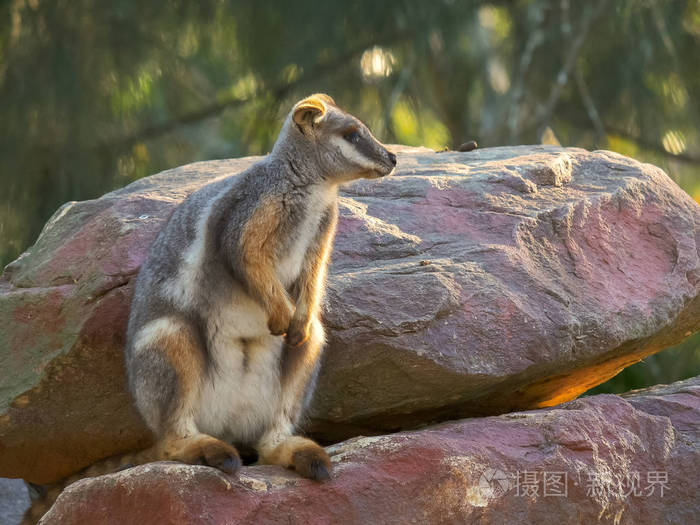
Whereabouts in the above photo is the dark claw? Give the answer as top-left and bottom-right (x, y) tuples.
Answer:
(309, 460), (331, 481)
(285, 328), (309, 347)
(268, 325), (287, 336)
(218, 455), (241, 475)
(202, 450), (241, 475)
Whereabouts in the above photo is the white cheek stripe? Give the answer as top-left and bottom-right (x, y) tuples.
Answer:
(330, 135), (384, 172)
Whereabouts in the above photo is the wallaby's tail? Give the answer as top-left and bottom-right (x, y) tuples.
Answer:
(20, 446), (157, 525)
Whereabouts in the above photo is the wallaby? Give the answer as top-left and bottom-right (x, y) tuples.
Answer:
(123, 93), (395, 480)
(124, 92), (396, 476)
(23, 93), (396, 524)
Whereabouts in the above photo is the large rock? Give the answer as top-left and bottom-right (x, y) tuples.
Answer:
(39, 376), (700, 525)
(1, 146), (698, 483)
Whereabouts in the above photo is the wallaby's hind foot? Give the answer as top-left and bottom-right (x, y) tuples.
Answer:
(293, 443), (331, 481)
(259, 435), (331, 481)
(162, 434), (241, 475)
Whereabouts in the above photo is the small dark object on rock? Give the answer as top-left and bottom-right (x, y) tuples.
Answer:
(435, 146), (450, 153)
(458, 141), (478, 152)
(420, 260), (431, 266)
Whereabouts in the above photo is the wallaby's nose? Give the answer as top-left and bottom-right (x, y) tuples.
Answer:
(388, 152), (397, 166)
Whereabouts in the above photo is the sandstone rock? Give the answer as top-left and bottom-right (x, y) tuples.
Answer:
(1, 146), (698, 483)
(40, 376), (700, 525)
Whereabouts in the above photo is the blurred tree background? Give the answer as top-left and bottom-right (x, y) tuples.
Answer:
(1, 0), (698, 393)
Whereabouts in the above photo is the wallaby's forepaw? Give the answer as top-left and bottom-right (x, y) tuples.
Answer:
(267, 299), (294, 336)
(285, 317), (311, 346)
(292, 443), (332, 481)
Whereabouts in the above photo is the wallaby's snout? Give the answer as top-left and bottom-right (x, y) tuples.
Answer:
(380, 149), (397, 175)
(373, 146), (396, 177)
(362, 138), (396, 178)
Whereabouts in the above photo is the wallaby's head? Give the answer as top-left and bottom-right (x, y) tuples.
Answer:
(278, 94), (396, 183)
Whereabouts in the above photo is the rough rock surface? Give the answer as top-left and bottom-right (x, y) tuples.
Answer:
(0, 478), (30, 525)
(40, 376), (700, 525)
(1, 146), (698, 483)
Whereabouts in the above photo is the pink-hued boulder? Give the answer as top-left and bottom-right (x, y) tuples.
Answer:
(1, 146), (698, 483)
(40, 376), (700, 525)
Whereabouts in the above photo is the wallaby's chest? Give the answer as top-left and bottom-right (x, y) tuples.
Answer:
(276, 186), (335, 287)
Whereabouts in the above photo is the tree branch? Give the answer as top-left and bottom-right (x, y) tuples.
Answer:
(107, 30), (415, 152)
(536, 0), (610, 133)
(575, 66), (606, 146)
(507, 2), (549, 142)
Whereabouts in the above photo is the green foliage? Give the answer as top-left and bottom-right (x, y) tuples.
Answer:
(587, 333), (700, 395)
(1, 0), (698, 392)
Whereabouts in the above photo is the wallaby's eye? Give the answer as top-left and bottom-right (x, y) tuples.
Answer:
(343, 130), (360, 144)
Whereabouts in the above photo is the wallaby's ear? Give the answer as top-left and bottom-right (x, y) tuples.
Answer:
(292, 94), (334, 129)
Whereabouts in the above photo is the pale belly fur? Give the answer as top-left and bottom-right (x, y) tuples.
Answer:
(195, 289), (283, 444)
